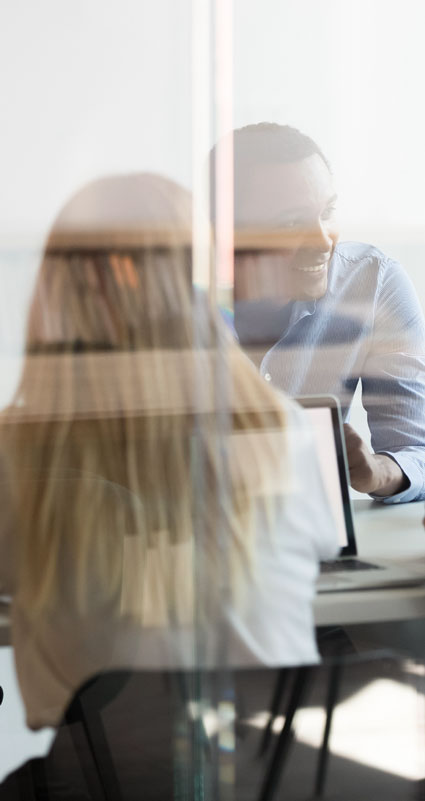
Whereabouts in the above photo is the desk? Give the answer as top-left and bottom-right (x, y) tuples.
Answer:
(314, 498), (425, 627)
(1, 500), (425, 643)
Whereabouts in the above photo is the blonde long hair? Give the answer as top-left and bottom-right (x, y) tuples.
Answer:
(0, 173), (287, 624)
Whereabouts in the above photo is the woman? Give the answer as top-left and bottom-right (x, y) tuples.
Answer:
(0, 172), (337, 732)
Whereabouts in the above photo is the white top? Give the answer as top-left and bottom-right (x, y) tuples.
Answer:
(0, 399), (338, 730)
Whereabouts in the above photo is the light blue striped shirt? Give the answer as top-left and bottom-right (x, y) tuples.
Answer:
(236, 242), (425, 504)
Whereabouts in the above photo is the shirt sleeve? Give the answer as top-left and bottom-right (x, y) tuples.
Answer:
(361, 257), (425, 503)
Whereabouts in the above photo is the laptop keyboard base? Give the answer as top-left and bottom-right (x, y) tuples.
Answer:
(320, 558), (382, 574)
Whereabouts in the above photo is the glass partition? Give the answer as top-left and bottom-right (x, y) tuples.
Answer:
(1, 1), (425, 799)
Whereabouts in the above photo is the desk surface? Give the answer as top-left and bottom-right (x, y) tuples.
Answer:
(314, 498), (425, 626)
(1, 500), (425, 642)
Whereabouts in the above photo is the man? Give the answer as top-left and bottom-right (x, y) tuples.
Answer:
(227, 123), (425, 502)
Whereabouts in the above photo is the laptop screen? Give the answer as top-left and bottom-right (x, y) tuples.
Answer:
(303, 407), (348, 548)
(296, 396), (357, 557)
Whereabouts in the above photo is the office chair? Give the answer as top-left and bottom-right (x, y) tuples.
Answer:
(0, 668), (252, 801)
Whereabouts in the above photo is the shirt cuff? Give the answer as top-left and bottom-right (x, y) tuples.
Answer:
(369, 451), (425, 504)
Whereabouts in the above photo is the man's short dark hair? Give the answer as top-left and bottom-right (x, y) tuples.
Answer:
(209, 123), (330, 221)
(232, 122), (330, 173)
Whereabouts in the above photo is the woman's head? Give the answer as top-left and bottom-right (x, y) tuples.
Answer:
(27, 172), (195, 355)
(2, 171), (288, 629)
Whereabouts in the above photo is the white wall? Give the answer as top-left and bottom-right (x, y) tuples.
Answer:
(0, 0), (192, 243)
(0, 0), (193, 406)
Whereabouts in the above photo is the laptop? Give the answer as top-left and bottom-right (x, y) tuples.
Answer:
(296, 395), (425, 593)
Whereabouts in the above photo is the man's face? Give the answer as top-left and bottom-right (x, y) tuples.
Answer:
(234, 153), (339, 303)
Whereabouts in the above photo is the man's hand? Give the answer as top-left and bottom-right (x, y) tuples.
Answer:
(343, 423), (408, 497)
